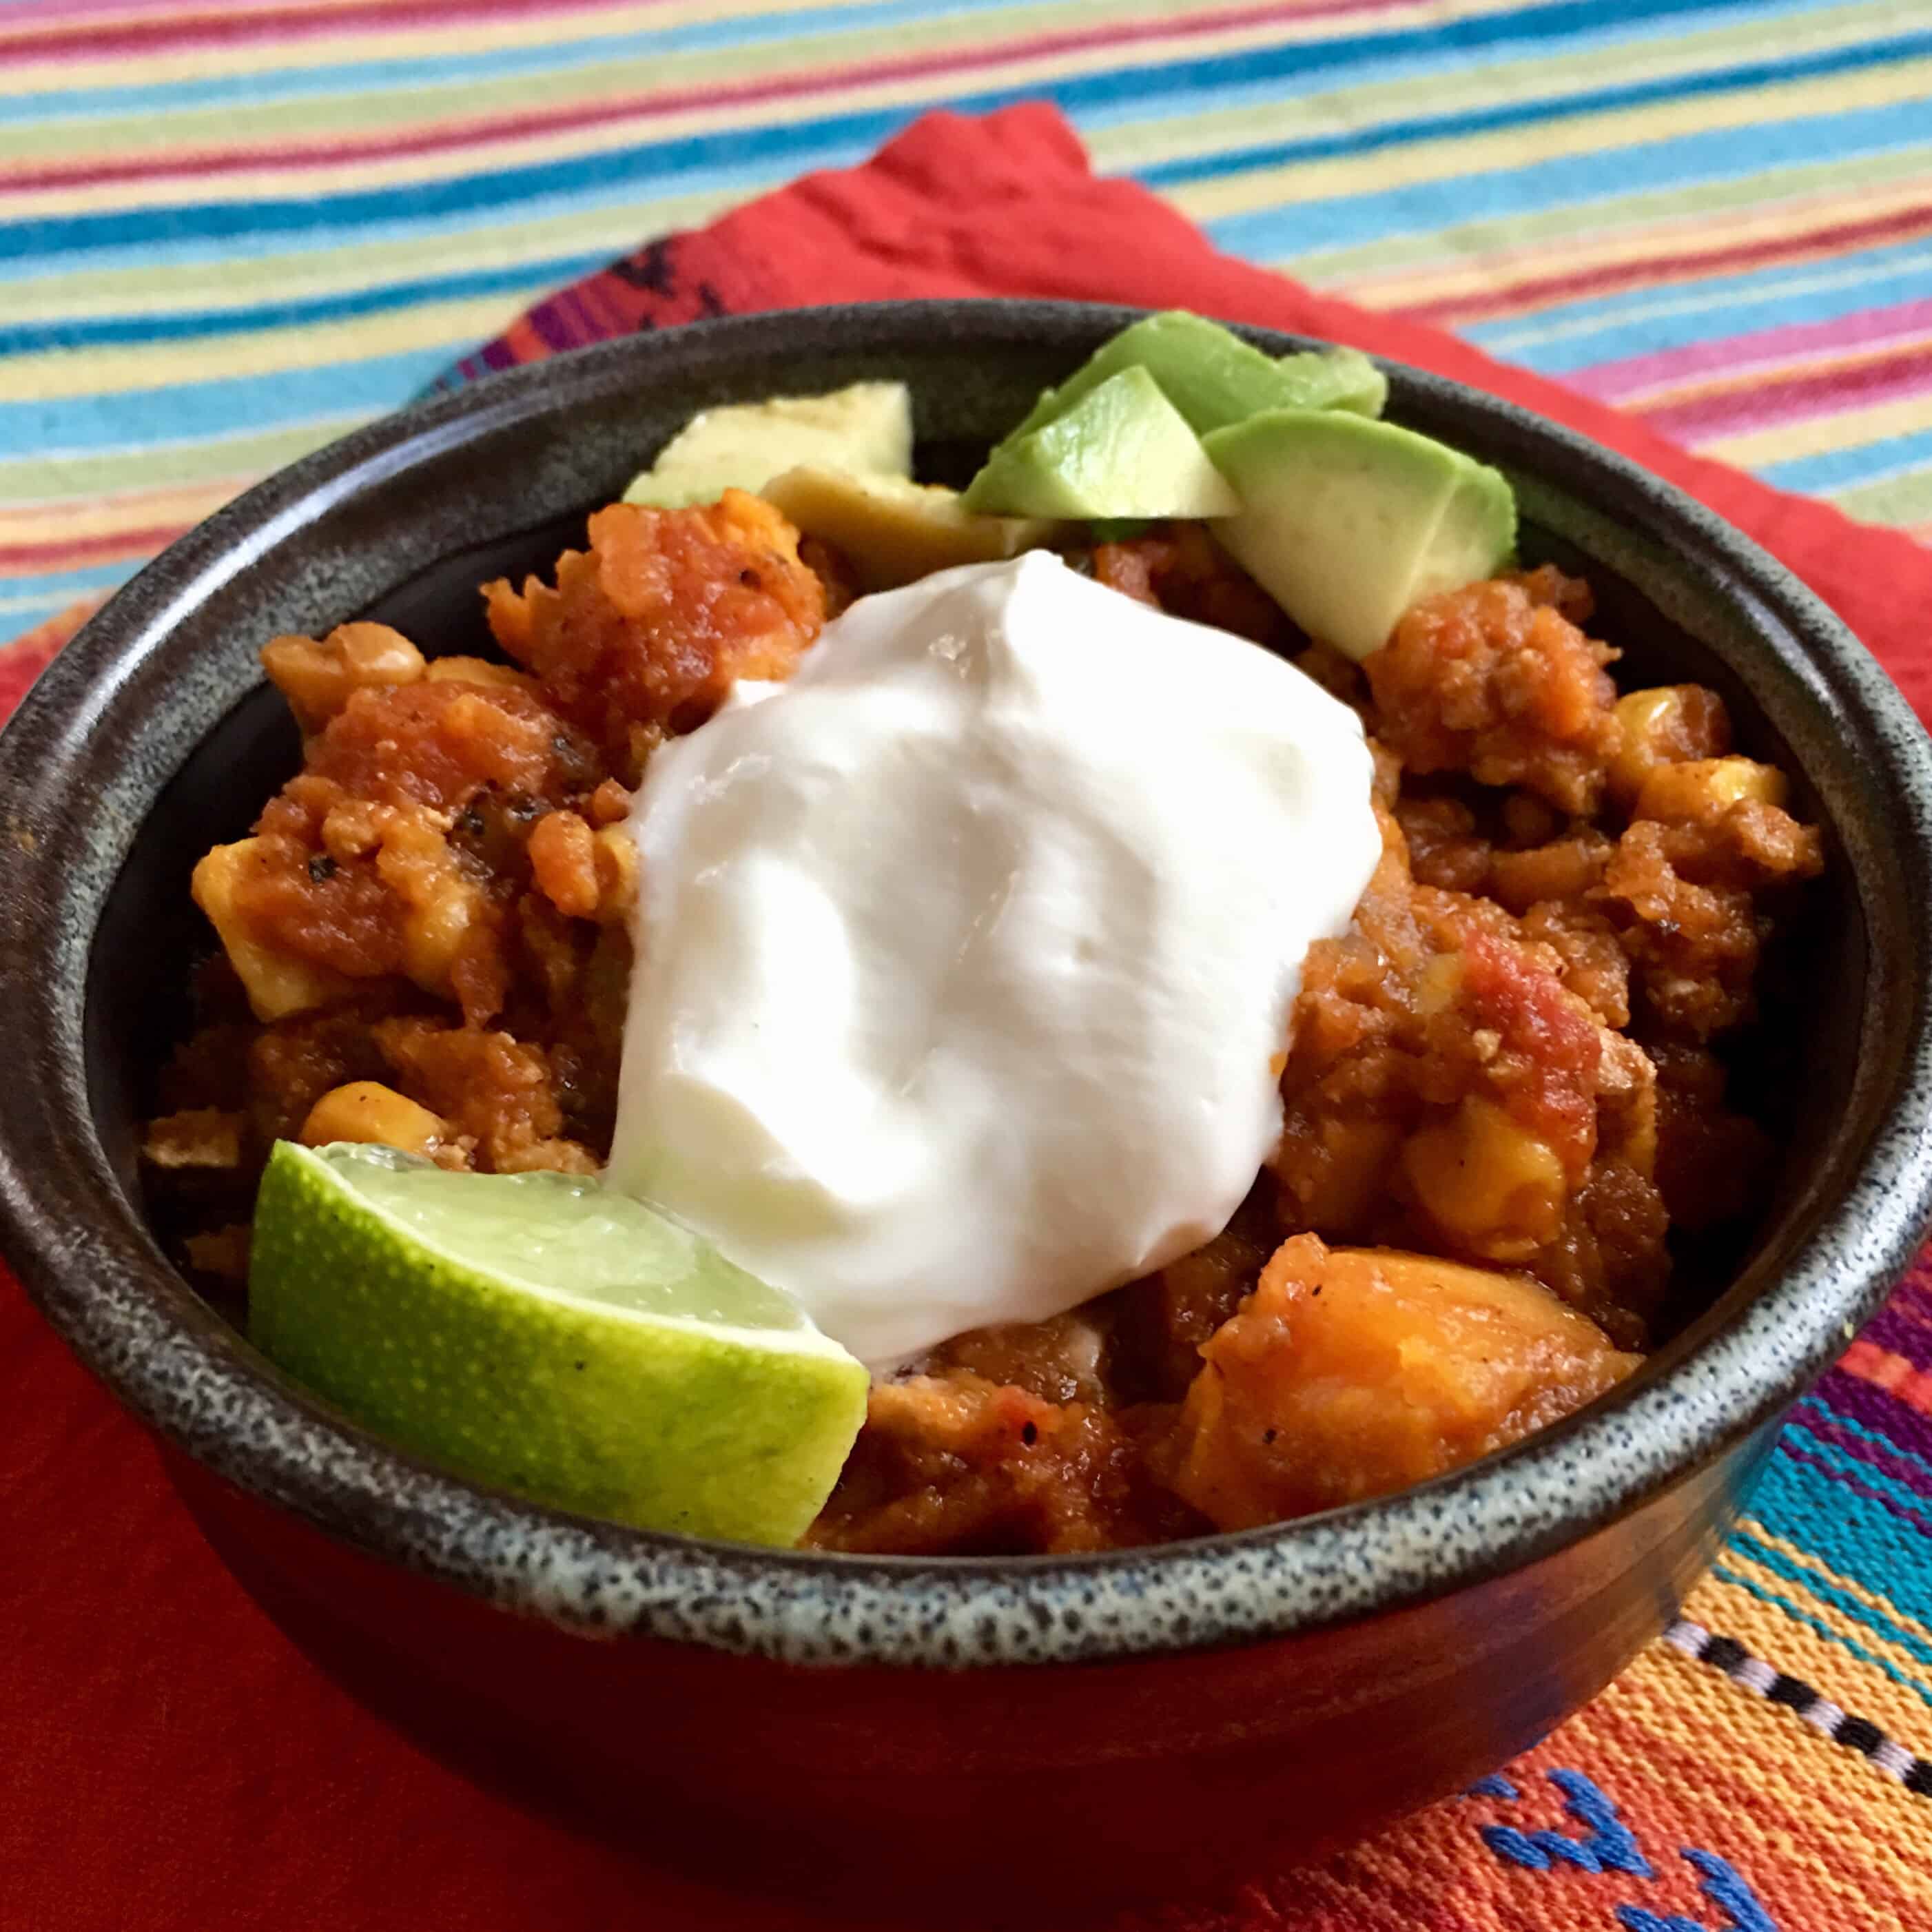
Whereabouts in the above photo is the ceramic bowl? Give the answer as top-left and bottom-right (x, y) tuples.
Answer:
(4, 302), (1931, 1911)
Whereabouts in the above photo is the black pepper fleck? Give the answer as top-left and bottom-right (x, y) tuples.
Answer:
(306, 854), (337, 882)
(1020, 1421), (1038, 1446)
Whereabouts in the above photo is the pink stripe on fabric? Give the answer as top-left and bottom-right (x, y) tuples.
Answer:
(3, 0), (1411, 65)
(1638, 340), (1932, 442)
(1, 0), (678, 63)
(1573, 297), (1932, 405)
(3, 0), (1419, 185)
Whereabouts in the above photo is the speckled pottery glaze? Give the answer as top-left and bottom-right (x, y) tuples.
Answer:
(5, 302), (1932, 1907)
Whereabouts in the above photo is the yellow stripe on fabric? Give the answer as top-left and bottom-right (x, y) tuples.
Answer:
(0, 292), (528, 403)
(1278, 137), (1932, 289)
(0, 418), (367, 504)
(1167, 54), (1932, 225)
(1703, 388), (1932, 468)
(2, 0), (901, 95)
(1741, 1521), (1932, 1665)
(0, 200), (723, 327)
(0, 477), (236, 535)
(1685, 1565), (1932, 1744)
(1576, 1647), (1932, 1928)
(1315, 172), (1932, 318)
(6, 0), (1432, 166)
(1087, 0), (1909, 180)
(1718, 1543), (1932, 1707)
(0, 12), (1393, 224)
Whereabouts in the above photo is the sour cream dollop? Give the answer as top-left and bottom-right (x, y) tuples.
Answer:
(605, 551), (1380, 1366)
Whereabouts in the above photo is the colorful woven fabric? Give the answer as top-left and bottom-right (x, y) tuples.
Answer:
(8, 0), (1932, 641)
(10, 10), (1932, 1930)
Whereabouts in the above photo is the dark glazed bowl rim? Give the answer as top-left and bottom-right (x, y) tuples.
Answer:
(3, 299), (1932, 1670)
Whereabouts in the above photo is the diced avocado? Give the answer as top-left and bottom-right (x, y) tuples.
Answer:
(1273, 346), (1387, 419)
(623, 381), (913, 506)
(961, 367), (1240, 520)
(1007, 311), (1386, 441)
(760, 466), (1057, 591)
(1202, 409), (1517, 661)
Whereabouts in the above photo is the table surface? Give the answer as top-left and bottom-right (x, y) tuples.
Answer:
(6, 0), (1932, 641)
(10, 6), (1932, 1930)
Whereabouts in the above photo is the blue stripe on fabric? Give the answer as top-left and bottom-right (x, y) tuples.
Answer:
(1146, 21), (1932, 190)
(0, 590), (96, 635)
(1756, 427), (1932, 495)
(3, 346), (461, 455)
(3, 0), (1862, 134)
(0, 0), (1049, 125)
(1072, 0), (1895, 135)
(1472, 236), (1932, 369)
(1738, 1446), (1932, 1633)
(1, 0), (1876, 267)
(0, 558), (133, 604)
(0, 251), (607, 357)
(1774, 1422), (1932, 1541)
(1198, 91), (1932, 264)
(1708, 1561), (1932, 1705)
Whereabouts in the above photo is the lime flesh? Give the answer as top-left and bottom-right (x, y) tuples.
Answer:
(248, 1142), (869, 1546)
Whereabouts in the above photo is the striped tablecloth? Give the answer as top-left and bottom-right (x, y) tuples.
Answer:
(10, 7), (1932, 1931)
(7, 0), (1932, 641)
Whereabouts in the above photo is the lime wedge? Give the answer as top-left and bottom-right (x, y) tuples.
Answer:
(247, 1142), (868, 1546)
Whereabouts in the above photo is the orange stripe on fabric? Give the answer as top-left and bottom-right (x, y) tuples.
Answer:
(1842, 1337), (1932, 1417)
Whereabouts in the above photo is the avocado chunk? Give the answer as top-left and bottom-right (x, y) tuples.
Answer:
(760, 466), (1057, 590)
(624, 381), (913, 507)
(1007, 311), (1386, 441)
(962, 366), (1240, 520)
(1202, 409), (1517, 661)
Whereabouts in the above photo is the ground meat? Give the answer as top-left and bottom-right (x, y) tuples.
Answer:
(1158, 1236), (1637, 1530)
(920, 1309), (1116, 1407)
(151, 508), (1822, 1559)
(372, 1018), (596, 1174)
(1649, 1042), (1774, 1229)
(1091, 523), (1295, 648)
(482, 491), (823, 779)
(1365, 573), (1620, 814)
(1270, 805), (1667, 1335)
(1598, 807), (1820, 1042)
(194, 680), (597, 1027)
(1108, 1184), (1280, 1404)
(806, 1373), (1204, 1555)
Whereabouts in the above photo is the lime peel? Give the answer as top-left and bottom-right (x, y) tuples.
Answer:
(247, 1142), (868, 1547)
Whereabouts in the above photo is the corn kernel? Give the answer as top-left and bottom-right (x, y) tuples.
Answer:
(299, 1081), (447, 1155)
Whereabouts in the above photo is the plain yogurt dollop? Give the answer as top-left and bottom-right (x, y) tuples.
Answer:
(605, 551), (1381, 1366)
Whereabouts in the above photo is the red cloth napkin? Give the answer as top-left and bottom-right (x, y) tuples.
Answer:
(4, 105), (1928, 1932)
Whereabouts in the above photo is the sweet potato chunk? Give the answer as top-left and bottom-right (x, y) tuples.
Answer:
(1163, 1236), (1638, 1530)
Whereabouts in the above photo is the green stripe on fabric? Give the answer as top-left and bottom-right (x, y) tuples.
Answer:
(0, 417), (368, 502)
(0, 196), (729, 327)
(1268, 137), (1932, 289)
(0, 0), (1337, 163)
(1832, 464), (1932, 525)
(1084, 0), (1908, 181)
